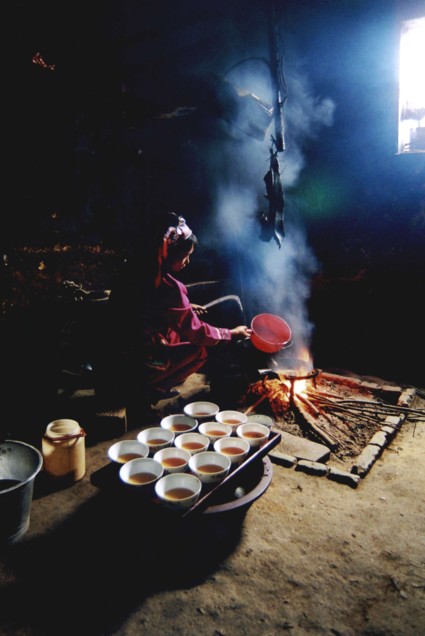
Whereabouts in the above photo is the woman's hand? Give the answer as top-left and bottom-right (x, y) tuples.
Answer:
(191, 303), (207, 316)
(230, 325), (252, 340)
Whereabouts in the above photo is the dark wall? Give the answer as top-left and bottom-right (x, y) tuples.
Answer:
(7, 0), (425, 387)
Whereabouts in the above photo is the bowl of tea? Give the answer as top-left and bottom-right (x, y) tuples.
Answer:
(189, 450), (231, 484)
(160, 414), (198, 435)
(183, 401), (220, 420)
(213, 436), (250, 464)
(153, 447), (191, 474)
(174, 432), (209, 455)
(236, 422), (270, 448)
(137, 427), (175, 454)
(155, 472), (202, 510)
(215, 410), (248, 429)
(198, 421), (232, 444)
(119, 457), (164, 489)
(108, 439), (149, 465)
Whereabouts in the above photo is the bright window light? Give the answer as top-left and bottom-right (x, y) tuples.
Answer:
(398, 16), (425, 154)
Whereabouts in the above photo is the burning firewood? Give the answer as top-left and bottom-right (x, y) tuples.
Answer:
(294, 393), (340, 449)
(245, 369), (425, 463)
(244, 393), (268, 415)
(247, 378), (291, 418)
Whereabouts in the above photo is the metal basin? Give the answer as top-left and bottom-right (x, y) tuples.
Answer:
(0, 440), (43, 544)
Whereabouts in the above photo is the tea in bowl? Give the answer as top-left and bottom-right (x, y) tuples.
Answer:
(119, 457), (164, 489)
(174, 432), (209, 455)
(236, 422), (270, 448)
(213, 436), (250, 464)
(137, 427), (175, 454)
(153, 446), (191, 474)
(198, 421), (232, 445)
(189, 450), (231, 484)
(215, 409), (248, 430)
(160, 414), (198, 435)
(183, 401), (220, 420)
(108, 439), (149, 465)
(155, 472), (202, 510)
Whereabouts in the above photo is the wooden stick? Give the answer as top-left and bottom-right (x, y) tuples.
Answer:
(312, 395), (425, 420)
(297, 392), (333, 423)
(244, 393), (268, 415)
(294, 394), (339, 449)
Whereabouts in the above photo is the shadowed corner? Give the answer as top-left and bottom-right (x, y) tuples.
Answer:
(0, 489), (244, 634)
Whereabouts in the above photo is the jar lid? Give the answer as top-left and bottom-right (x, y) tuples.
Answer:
(44, 419), (85, 441)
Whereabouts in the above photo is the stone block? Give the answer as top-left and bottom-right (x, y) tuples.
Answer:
(351, 444), (381, 477)
(360, 381), (381, 391)
(278, 431), (331, 463)
(295, 460), (329, 477)
(381, 425), (398, 439)
(368, 430), (388, 448)
(327, 467), (361, 488)
(269, 450), (297, 468)
(398, 388), (416, 407)
(384, 415), (404, 430)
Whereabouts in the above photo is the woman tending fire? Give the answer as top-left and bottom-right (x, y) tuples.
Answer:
(98, 213), (252, 410)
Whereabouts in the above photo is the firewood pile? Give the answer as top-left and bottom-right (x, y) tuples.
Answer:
(245, 370), (425, 461)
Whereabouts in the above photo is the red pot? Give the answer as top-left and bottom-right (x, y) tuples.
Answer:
(250, 313), (292, 353)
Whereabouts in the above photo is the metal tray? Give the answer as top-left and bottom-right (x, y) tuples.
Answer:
(90, 429), (281, 518)
(182, 429), (281, 517)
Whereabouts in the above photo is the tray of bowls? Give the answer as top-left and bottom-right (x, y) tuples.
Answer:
(91, 400), (281, 518)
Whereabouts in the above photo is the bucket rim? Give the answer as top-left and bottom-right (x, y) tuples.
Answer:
(0, 440), (43, 492)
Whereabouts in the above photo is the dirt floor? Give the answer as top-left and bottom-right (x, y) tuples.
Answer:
(0, 371), (424, 636)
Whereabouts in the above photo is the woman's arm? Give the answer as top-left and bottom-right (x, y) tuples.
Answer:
(162, 274), (251, 346)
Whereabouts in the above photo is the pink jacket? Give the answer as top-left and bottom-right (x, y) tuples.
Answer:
(160, 274), (231, 347)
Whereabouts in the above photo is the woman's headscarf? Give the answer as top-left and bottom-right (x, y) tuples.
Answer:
(155, 213), (193, 287)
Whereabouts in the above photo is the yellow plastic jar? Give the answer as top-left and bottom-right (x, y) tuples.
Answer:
(42, 419), (86, 483)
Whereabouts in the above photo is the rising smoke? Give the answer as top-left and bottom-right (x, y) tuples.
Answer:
(200, 61), (335, 363)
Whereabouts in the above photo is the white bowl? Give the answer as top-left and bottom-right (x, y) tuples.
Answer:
(215, 410), (248, 429)
(198, 421), (232, 444)
(174, 432), (210, 455)
(137, 427), (175, 453)
(236, 423), (270, 448)
(183, 401), (220, 420)
(108, 439), (149, 464)
(213, 436), (250, 464)
(189, 451), (231, 484)
(155, 473), (202, 510)
(119, 457), (164, 487)
(153, 447), (191, 473)
(246, 414), (274, 429)
(160, 414), (198, 435)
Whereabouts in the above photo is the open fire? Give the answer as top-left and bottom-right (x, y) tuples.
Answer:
(244, 357), (424, 467)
